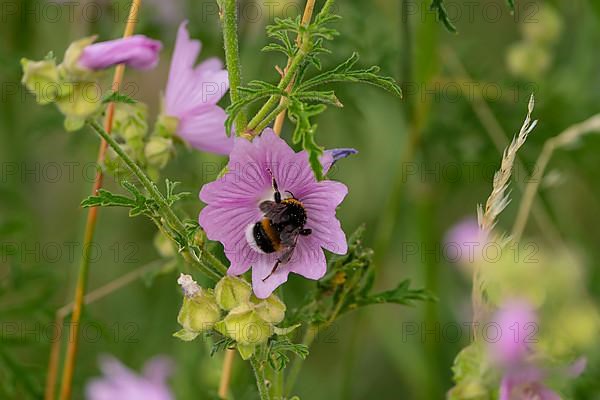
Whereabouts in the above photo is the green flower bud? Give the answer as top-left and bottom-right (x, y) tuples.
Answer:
(113, 102), (148, 142)
(60, 36), (99, 80)
(251, 294), (286, 324)
(176, 274), (221, 336)
(177, 292), (221, 334)
(55, 82), (102, 130)
(215, 304), (273, 347)
(154, 113), (179, 138)
(214, 276), (252, 311)
(144, 136), (173, 169)
(21, 57), (60, 105)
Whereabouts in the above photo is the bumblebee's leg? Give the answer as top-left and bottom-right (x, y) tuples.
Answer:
(262, 247), (295, 281)
(300, 228), (312, 236)
(267, 168), (281, 203)
(285, 190), (296, 199)
(263, 259), (282, 282)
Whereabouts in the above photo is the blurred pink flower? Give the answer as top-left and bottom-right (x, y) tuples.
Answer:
(499, 359), (586, 400)
(444, 217), (488, 265)
(79, 36), (162, 70)
(199, 128), (348, 298)
(489, 301), (587, 400)
(86, 355), (174, 400)
(163, 21), (232, 154)
(490, 299), (538, 367)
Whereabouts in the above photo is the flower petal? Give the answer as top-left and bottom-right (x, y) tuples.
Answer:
(142, 356), (173, 383)
(79, 35), (162, 70)
(165, 21), (200, 112)
(177, 106), (233, 154)
(251, 254), (290, 299)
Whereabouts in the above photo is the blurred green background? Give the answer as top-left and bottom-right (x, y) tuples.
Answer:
(2, 0), (600, 398)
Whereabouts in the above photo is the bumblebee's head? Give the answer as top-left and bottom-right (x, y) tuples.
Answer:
(281, 198), (307, 227)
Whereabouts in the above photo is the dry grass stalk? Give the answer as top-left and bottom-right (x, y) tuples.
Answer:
(477, 94), (537, 235)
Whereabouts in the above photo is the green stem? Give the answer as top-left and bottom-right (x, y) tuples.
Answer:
(318, 0), (336, 16)
(254, 102), (289, 133)
(86, 119), (225, 280)
(250, 356), (271, 400)
(247, 52), (305, 132)
(245, 0), (336, 134)
(221, 0), (247, 135)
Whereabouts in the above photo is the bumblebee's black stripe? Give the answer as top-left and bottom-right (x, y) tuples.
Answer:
(252, 221), (276, 253)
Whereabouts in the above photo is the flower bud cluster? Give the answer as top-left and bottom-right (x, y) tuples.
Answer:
(21, 37), (104, 131)
(174, 274), (288, 360)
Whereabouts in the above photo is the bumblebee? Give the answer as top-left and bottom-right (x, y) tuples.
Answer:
(246, 169), (312, 280)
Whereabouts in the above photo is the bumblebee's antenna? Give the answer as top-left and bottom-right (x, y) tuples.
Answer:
(267, 168), (281, 203)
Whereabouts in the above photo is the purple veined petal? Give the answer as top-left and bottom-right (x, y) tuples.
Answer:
(199, 203), (260, 247)
(564, 357), (587, 377)
(226, 241), (259, 275)
(320, 148), (358, 174)
(250, 236), (327, 299)
(251, 253), (291, 299)
(79, 35), (162, 70)
(289, 235), (328, 279)
(177, 106), (233, 155)
(306, 214), (348, 255)
(199, 160), (269, 206)
(252, 129), (311, 191)
(298, 180), (348, 212)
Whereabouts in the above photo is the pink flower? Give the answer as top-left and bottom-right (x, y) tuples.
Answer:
(444, 218), (488, 265)
(79, 35), (162, 70)
(86, 355), (173, 400)
(163, 21), (232, 155)
(489, 301), (587, 400)
(490, 300), (537, 367)
(499, 359), (586, 400)
(199, 129), (348, 298)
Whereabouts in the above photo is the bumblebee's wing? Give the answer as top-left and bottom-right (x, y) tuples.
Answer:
(280, 225), (300, 248)
(259, 200), (290, 223)
(278, 227), (299, 264)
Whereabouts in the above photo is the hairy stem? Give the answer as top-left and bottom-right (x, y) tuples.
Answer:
(246, 51), (305, 132)
(254, 102), (289, 134)
(250, 356), (271, 400)
(220, 0), (247, 135)
(54, 3), (142, 399)
(87, 119), (224, 280)
(272, 0), (318, 135)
